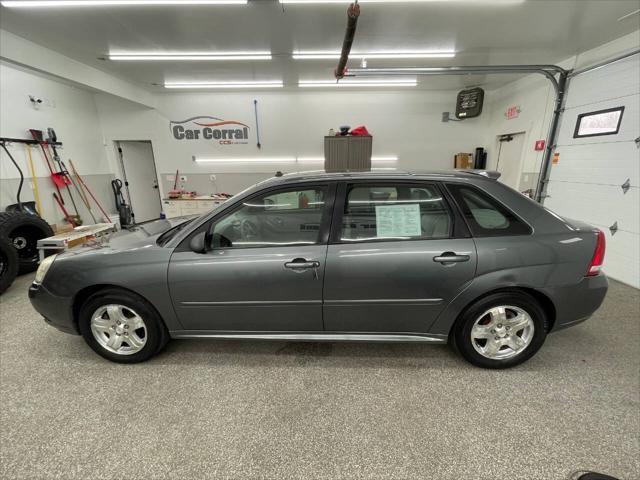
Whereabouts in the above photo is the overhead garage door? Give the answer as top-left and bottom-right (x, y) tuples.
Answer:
(545, 54), (639, 288)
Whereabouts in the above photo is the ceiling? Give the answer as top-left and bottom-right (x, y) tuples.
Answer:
(1, 0), (639, 92)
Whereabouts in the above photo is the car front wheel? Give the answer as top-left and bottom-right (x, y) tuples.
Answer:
(452, 292), (548, 369)
(78, 289), (168, 363)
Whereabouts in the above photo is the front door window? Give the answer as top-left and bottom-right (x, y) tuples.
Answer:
(211, 187), (327, 249)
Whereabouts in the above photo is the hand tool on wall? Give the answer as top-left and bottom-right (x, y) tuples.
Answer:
(62, 158), (96, 224)
(46, 129), (82, 225)
(53, 192), (75, 226)
(29, 129), (65, 203)
(68, 158), (92, 209)
(69, 159), (111, 223)
(253, 99), (262, 149)
(25, 145), (42, 216)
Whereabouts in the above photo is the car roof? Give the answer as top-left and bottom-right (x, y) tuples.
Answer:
(258, 169), (499, 186)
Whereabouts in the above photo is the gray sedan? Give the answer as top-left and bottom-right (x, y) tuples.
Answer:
(29, 170), (608, 368)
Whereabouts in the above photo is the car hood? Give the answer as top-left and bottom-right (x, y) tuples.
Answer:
(59, 216), (195, 257)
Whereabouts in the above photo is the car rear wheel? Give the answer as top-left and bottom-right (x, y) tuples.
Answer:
(452, 292), (548, 369)
(78, 289), (169, 363)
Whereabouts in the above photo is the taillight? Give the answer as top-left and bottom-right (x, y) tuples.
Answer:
(586, 229), (606, 277)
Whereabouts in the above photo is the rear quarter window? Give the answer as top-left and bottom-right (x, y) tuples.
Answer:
(447, 184), (531, 237)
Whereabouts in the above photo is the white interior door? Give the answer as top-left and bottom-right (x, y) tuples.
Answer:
(116, 141), (162, 223)
(544, 54), (639, 288)
(495, 133), (526, 190)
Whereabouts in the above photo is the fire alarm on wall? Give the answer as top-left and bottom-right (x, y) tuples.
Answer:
(535, 140), (546, 151)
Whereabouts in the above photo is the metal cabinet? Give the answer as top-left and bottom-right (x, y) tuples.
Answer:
(324, 136), (373, 172)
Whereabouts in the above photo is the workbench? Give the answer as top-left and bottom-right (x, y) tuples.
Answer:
(37, 223), (117, 261)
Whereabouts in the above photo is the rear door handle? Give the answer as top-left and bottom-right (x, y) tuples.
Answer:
(284, 259), (320, 270)
(433, 252), (470, 263)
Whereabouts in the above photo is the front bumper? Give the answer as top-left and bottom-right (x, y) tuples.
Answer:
(546, 273), (609, 332)
(28, 282), (79, 335)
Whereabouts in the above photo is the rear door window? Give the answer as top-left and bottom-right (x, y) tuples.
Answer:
(340, 183), (452, 242)
(447, 184), (531, 237)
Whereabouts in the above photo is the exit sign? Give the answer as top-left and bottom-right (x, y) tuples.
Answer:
(505, 105), (521, 119)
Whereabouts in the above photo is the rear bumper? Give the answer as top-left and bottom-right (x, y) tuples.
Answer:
(28, 282), (79, 335)
(546, 273), (608, 332)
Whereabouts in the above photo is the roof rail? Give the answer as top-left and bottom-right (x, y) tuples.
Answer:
(466, 170), (501, 180)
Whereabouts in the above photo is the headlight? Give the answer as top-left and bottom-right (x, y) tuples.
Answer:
(35, 254), (57, 283)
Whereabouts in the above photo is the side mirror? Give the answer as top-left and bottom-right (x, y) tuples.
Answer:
(189, 231), (207, 254)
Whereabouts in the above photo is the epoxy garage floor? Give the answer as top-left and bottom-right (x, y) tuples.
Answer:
(1, 274), (638, 480)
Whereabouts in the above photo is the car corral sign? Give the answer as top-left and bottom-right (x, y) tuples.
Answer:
(170, 116), (250, 145)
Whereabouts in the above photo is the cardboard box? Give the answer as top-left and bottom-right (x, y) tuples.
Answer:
(454, 153), (474, 169)
(51, 223), (74, 234)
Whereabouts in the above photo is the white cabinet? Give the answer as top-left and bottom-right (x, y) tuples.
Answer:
(162, 200), (181, 219)
(162, 197), (226, 218)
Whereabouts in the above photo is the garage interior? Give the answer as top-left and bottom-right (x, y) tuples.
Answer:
(0, 1), (639, 479)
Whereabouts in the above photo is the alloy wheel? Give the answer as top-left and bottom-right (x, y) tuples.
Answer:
(90, 304), (147, 355)
(470, 305), (535, 360)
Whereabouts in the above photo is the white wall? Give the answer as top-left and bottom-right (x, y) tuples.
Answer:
(0, 29), (155, 108)
(2, 27), (637, 238)
(0, 62), (116, 224)
(481, 31), (640, 192)
(479, 30), (640, 287)
(483, 76), (555, 190)
(95, 89), (488, 197)
(544, 53), (639, 288)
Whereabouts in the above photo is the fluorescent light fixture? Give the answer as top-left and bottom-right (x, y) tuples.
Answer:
(281, 0), (523, 4)
(194, 157), (297, 163)
(293, 50), (455, 60)
(194, 156), (398, 164)
(299, 79), (417, 88)
(110, 51), (271, 61)
(296, 157), (325, 163)
(165, 81), (283, 89)
(2, 0), (246, 6)
(297, 156), (398, 162)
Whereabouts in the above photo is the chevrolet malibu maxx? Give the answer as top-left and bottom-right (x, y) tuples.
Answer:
(29, 171), (608, 368)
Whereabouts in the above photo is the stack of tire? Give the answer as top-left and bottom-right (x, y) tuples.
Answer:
(0, 212), (54, 294)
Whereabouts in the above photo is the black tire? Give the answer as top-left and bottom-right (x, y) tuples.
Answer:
(0, 236), (19, 295)
(0, 212), (54, 275)
(78, 288), (169, 364)
(452, 291), (548, 369)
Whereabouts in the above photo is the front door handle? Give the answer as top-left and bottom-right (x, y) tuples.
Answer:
(284, 258), (320, 270)
(433, 252), (470, 263)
